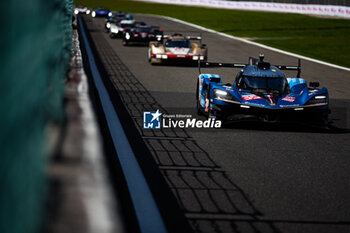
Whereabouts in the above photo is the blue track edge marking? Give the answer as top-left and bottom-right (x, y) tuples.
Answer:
(78, 17), (167, 233)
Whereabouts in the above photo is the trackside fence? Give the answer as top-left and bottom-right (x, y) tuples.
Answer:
(138, 0), (350, 18)
(229, 0), (350, 7)
(0, 0), (73, 233)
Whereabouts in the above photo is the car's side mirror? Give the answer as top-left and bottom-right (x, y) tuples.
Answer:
(309, 82), (320, 88)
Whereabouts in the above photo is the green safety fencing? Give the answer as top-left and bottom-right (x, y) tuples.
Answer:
(0, 0), (73, 232)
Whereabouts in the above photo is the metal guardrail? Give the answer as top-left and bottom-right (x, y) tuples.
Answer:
(230, 0), (350, 6)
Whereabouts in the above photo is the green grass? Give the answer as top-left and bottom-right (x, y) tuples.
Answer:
(76, 0), (350, 67)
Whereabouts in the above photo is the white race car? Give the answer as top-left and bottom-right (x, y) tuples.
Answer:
(109, 19), (135, 38)
(74, 5), (91, 15)
(148, 33), (207, 65)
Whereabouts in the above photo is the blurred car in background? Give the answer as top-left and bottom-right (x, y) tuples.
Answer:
(109, 19), (136, 38)
(122, 23), (163, 46)
(74, 5), (91, 15)
(91, 7), (112, 18)
(105, 11), (125, 31)
(148, 33), (207, 65)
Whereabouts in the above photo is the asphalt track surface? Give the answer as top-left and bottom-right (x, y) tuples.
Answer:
(83, 14), (350, 233)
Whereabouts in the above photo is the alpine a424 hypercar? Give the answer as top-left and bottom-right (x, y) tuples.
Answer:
(148, 33), (207, 65)
(91, 7), (112, 18)
(196, 54), (329, 125)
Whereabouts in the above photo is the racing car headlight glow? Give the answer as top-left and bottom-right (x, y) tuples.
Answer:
(108, 12), (113, 17)
(156, 35), (162, 41)
(161, 55), (168, 59)
(192, 56), (199, 60)
(306, 95), (328, 106)
(106, 22), (111, 29)
(214, 89), (228, 96)
(200, 56), (205, 60)
(156, 54), (162, 59)
(111, 27), (118, 33)
(91, 11), (96, 17)
(125, 33), (130, 40)
(213, 89), (239, 103)
(74, 9), (79, 15)
(86, 9), (91, 14)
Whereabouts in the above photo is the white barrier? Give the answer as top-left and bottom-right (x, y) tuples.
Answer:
(137, 0), (350, 18)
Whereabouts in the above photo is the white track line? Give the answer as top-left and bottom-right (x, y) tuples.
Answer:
(144, 14), (350, 72)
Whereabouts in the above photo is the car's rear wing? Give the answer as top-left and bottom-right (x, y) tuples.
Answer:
(161, 33), (202, 42)
(185, 36), (202, 40)
(198, 61), (246, 74)
(199, 54), (301, 77)
(249, 55), (301, 78)
(134, 21), (146, 25)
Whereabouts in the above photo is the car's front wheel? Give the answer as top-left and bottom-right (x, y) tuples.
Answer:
(196, 80), (203, 116)
(148, 48), (155, 65)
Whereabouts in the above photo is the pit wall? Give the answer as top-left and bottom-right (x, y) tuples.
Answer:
(0, 0), (73, 233)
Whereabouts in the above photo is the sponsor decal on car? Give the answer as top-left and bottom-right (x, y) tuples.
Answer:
(241, 94), (263, 101)
(282, 96), (296, 102)
(204, 98), (209, 112)
(280, 104), (300, 108)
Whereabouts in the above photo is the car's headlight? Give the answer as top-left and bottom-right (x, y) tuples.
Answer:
(200, 56), (205, 60)
(192, 56), (199, 60)
(161, 55), (168, 59)
(110, 27), (118, 33)
(156, 54), (162, 58)
(306, 95), (328, 106)
(74, 9), (79, 15)
(125, 33), (130, 40)
(91, 11), (96, 17)
(106, 22), (111, 29)
(213, 89), (238, 102)
(86, 9), (91, 14)
(156, 35), (162, 41)
(108, 12), (113, 17)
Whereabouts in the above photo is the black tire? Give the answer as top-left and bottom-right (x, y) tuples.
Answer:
(196, 79), (203, 115)
(122, 40), (128, 46)
(148, 48), (154, 65)
(207, 84), (212, 119)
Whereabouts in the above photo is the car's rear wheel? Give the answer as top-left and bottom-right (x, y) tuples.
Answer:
(122, 40), (128, 46)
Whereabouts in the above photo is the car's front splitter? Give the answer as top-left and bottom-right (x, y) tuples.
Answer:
(211, 102), (329, 124)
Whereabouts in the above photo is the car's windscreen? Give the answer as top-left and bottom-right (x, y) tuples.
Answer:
(239, 76), (286, 93)
(121, 23), (135, 28)
(165, 40), (191, 48)
(136, 27), (151, 33)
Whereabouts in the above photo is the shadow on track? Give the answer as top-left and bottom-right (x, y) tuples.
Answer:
(86, 16), (350, 233)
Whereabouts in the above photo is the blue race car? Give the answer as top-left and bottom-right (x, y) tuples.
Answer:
(196, 54), (329, 125)
(91, 7), (112, 18)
